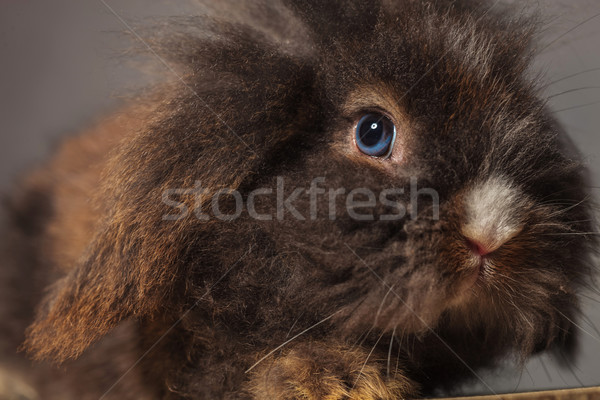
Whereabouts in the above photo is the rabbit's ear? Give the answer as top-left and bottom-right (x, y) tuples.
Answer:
(23, 14), (319, 361)
(22, 169), (204, 363)
(281, 0), (381, 45)
(23, 83), (313, 364)
(22, 106), (259, 364)
(23, 226), (161, 363)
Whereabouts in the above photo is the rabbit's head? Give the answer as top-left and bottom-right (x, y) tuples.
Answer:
(25, 0), (595, 372)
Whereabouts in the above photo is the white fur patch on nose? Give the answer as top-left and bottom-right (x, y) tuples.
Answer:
(461, 176), (525, 253)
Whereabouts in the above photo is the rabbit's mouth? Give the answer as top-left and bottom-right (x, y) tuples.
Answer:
(343, 172), (582, 333)
(458, 237), (500, 293)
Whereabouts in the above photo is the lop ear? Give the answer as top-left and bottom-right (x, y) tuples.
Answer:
(23, 16), (319, 362)
(22, 101), (257, 363)
(22, 134), (197, 363)
(22, 103), (261, 363)
(23, 222), (174, 363)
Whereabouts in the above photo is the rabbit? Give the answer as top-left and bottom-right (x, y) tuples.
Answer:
(0, 0), (597, 398)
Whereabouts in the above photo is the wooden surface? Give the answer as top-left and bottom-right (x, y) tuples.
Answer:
(444, 387), (600, 400)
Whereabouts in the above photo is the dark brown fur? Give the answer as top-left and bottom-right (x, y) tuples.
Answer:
(1, 0), (596, 398)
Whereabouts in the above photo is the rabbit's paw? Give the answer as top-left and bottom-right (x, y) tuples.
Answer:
(247, 342), (417, 400)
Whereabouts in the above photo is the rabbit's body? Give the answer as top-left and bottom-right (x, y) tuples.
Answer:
(1, 1), (596, 399)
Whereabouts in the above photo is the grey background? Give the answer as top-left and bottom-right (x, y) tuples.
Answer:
(0, 0), (599, 396)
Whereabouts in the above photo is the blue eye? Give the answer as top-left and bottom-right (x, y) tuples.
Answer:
(355, 113), (396, 158)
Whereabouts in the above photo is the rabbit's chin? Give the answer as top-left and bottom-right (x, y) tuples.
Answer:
(334, 249), (575, 360)
(335, 278), (472, 339)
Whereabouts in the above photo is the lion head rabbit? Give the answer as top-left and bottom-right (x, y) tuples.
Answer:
(0, 0), (596, 399)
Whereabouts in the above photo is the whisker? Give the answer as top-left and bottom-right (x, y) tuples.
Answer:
(534, 223), (581, 229)
(540, 11), (600, 52)
(492, 271), (521, 286)
(352, 331), (385, 391)
(342, 298), (372, 350)
(245, 309), (342, 374)
(387, 325), (397, 378)
(513, 366), (533, 393)
(543, 67), (600, 88)
(580, 292), (600, 304)
(553, 100), (600, 113)
(539, 187), (587, 201)
(537, 199), (587, 206)
(352, 326), (374, 351)
(558, 349), (585, 388)
(285, 313), (304, 339)
(374, 284), (395, 326)
(531, 199), (593, 222)
(580, 313), (600, 340)
(538, 200), (584, 205)
(561, 219), (595, 225)
(547, 86), (600, 100)
(584, 285), (600, 298)
(553, 308), (600, 346)
(345, 244), (502, 398)
(546, 196), (590, 217)
(540, 355), (553, 383)
(556, 356), (570, 386)
(394, 330), (404, 379)
(542, 232), (600, 236)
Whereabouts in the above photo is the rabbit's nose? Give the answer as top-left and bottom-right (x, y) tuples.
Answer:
(460, 175), (526, 254)
(465, 237), (492, 257)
